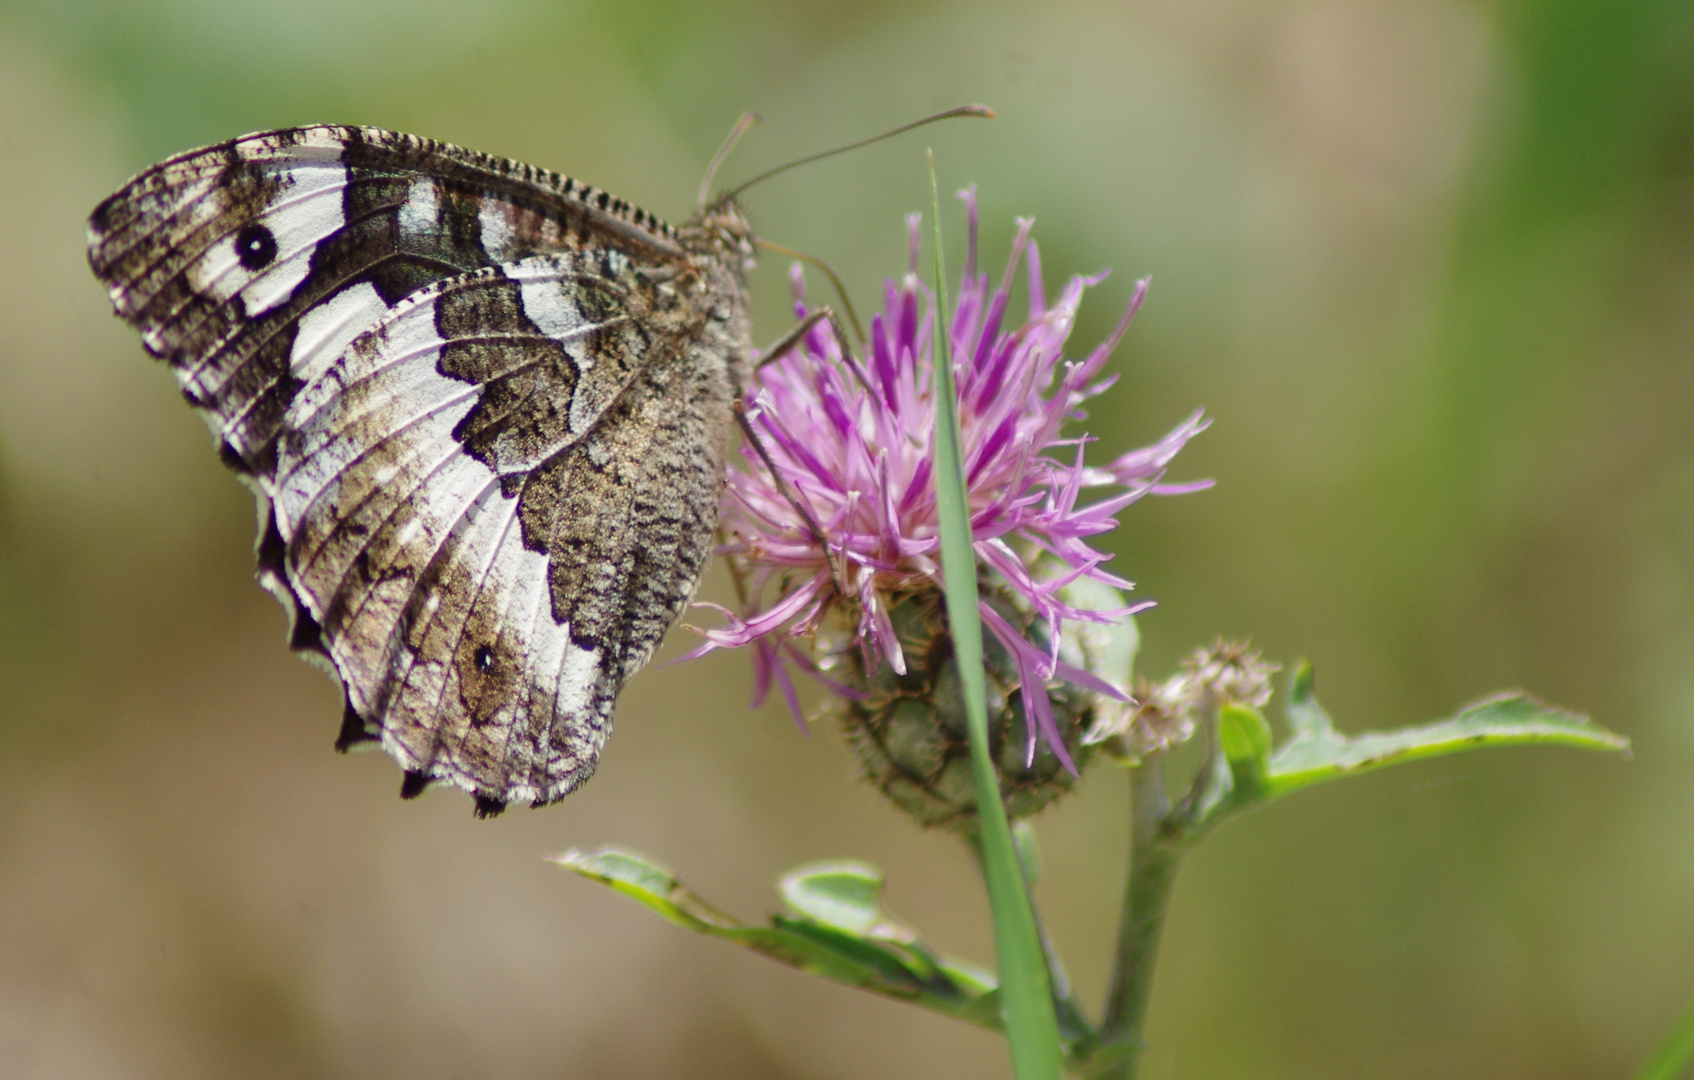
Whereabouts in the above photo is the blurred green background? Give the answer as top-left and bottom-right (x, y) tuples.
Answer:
(1, 0), (1689, 1076)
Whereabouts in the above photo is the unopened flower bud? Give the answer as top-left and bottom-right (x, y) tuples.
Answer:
(1084, 674), (1197, 765)
(1180, 639), (1279, 713)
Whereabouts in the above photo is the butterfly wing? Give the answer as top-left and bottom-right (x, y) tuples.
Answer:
(277, 253), (740, 809)
(88, 127), (750, 812)
(87, 125), (684, 476)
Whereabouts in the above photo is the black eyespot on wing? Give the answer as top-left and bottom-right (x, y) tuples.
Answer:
(236, 223), (278, 270)
(474, 644), (495, 671)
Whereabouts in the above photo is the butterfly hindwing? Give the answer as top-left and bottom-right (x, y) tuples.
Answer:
(88, 126), (754, 812)
(275, 252), (736, 804)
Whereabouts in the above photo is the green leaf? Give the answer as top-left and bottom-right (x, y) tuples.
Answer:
(779, 860), (889, 936)
(1218, 703), (1273, 794)
(553, 848), (1001, 1028)
(926, 153), (1063, 1079)
(1262, 661), (1630, 801)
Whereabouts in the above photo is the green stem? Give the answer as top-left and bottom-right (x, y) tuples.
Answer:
(1094, 762), (1185, 1080)
(1632, 992), (1694, 1080)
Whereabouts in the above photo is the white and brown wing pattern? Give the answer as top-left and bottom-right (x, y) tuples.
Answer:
(88, 126), (755, 814)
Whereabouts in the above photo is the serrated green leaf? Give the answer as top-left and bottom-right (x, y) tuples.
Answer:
(1262, 661), (1629, 801)
(552, 847), (1002, 1030)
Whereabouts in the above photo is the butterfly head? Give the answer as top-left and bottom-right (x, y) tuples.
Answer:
(685, 197), (758, 274)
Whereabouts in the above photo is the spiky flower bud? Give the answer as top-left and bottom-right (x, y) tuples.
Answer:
(1083, 674), (1197, 765)
(1084, 641), (1278, 766)
(1179, 639), (1279, 713)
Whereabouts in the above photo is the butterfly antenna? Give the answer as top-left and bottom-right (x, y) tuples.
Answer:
(717, 104), (994, 205)
(699, 112), (762, 210)
(757, 239), (867, 344)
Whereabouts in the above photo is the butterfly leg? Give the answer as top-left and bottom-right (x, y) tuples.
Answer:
(754, 306), (876, 393)
(754, 309), (829, 369)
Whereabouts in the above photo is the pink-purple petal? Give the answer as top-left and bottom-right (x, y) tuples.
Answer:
(700, 202), (1206, 740)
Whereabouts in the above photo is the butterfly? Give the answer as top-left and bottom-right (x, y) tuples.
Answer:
(87, 126), (758, 816)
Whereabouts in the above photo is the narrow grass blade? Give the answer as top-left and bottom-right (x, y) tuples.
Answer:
(926, 149), (1063, 1080)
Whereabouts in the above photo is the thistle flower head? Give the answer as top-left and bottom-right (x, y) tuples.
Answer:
(690, 188), (1210, 773)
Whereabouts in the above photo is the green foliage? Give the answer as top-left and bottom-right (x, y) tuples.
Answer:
(1261, 662), (1629, 804)
(552, 849), (1002, 1030)
(1217, 703), (1272, 793)
(558, 657), (1628, 1080)
(1170, 660), (1629, 836)
(1089, 657), (1629, 1079)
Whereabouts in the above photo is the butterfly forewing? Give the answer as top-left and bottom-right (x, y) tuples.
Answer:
(88, 126), (754, 812)
(88, 126), (685, 473)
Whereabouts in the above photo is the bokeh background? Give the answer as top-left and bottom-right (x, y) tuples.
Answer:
(1, 0), (1690, 1077)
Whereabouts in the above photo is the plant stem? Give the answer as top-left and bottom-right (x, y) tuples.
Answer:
(1094, 762), (1185, 1080)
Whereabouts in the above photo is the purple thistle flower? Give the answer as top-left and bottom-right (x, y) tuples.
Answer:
(688, 187), (1210, 767)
